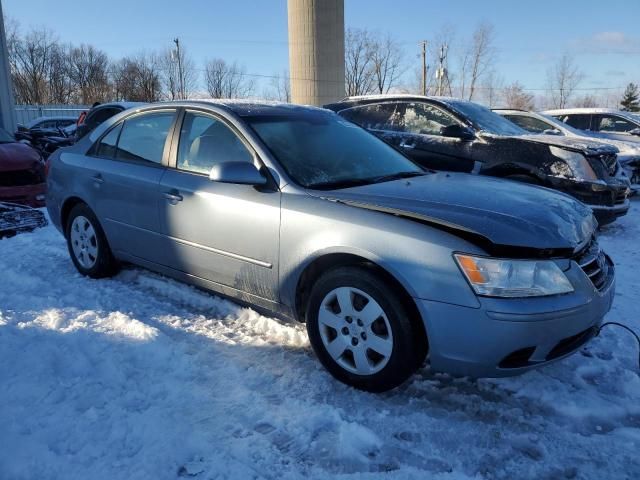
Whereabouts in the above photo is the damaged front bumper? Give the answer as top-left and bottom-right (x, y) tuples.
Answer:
(547, 175), (630, 225)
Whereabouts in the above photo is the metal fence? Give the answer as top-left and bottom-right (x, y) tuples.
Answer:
(14, 104), (89, 126)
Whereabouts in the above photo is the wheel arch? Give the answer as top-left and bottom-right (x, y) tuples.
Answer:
(60, 196), (90, 232)
(293, 252), (427, 349)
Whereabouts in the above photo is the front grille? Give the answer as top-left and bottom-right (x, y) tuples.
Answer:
(0, 169), (44, 187)
(597, 153), (618, 176)
(574, 239), (609, 290)
(615, 190), (628, 205)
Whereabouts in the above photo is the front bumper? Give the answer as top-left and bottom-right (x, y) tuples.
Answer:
(416, 255), (615, 378)
(0, 183), (47, 208)
(547, 176), (630, 225)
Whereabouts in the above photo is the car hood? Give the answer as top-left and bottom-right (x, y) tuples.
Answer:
(514, 134), (618, 156)
(312, 172), (596, 256)
(0, 142), (42, 171)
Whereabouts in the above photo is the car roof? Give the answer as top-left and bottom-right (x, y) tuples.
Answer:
(543, 107), (621, 115)
(324, 94), (462, 112)
(130, 99), (329, 117)
(90, 101), (147, 111)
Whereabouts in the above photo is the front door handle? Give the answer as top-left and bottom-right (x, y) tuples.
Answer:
(399, 139), (416, 150)
(164, 191), (183, 204)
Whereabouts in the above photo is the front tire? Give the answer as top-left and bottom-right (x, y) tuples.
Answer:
(306, 266), (426, 392)
(65, 203), (118, 278)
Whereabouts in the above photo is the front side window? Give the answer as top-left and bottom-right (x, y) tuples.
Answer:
(247, 110), (423, 189)
(562, 114), (591, 130)
(115, 111), (176, 164)
(595, 114), (637, 133)
(177, 112), (254, 175)
(401, 102), (458, 136)
(504, 114), (555, 134)
(443, 100), (526, 136)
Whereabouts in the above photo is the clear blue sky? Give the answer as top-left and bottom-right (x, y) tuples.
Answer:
(4, 0), (639, 93)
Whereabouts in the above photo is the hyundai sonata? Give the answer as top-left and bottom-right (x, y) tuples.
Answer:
(46, 101), (615, 392)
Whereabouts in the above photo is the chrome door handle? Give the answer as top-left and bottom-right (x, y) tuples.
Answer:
(164, 191), (183, 203)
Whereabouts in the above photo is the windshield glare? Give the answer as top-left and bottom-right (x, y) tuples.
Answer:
(247, 112), (423, 189)
(447, 101), (528, 136)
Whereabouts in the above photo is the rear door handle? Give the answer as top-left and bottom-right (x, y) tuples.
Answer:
(164, 191), (183, 204)
(91, 174), (104, 185)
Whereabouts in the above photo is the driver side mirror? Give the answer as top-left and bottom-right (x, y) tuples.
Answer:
(630, 127), (640, 137)
(542, 128), (562, 136)
(440, 124), (475, 141)
(209, 161), (268, 186)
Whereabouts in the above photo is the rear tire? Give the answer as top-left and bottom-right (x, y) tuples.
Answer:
(306, 266), (427, 392)
(65, 203), (118, 278)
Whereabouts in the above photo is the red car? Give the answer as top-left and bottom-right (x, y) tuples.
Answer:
(0, 127), (46, 207)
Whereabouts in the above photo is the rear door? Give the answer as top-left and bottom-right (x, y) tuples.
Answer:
(86, 109), (178, 264)
(339, 102), (475, 172)
(158, 109), (281, 302)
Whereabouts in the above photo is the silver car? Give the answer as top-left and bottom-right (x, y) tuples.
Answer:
(46, 101), (615, 392)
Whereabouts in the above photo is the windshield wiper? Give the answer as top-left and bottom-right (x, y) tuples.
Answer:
(306, 178), (378, 190)
(368, 171), (427, 184)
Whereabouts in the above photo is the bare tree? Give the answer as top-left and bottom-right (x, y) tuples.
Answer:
(68, 44), (110, 104)
(546, 54), (584, 109)
(9, 27), (58, 104)
(370, 33), (404, 94)
(344, 28), (375, 96)
(160, 44), (198, 100)
(112, 53), (162, 102)
(574, 94), (598, 108)
(481, 70), (504, 107)
(47, 42), (73, 104)
(458, 22), (496, 100)
(502, 82), (535, 110)
(205, 59), (254, 98)
(264, 70), (290, 102)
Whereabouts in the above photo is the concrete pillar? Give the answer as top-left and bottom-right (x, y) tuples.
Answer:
(287, 0), (345, 106)
(0, 0), (16, 133)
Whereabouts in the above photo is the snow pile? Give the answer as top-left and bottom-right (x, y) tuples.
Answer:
(1, 203), (639, 479)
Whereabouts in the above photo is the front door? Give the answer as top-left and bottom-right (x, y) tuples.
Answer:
(158, 110), (281, 302)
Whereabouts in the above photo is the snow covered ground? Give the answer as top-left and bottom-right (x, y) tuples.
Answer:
(1, 201), (639, 480)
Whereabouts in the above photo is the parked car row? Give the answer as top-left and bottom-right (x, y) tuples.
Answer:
(46, 99), (618, 392)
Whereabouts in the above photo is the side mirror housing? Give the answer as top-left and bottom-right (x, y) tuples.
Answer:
(542, 128), (562, 136)
(630, 127), (640, 137)
(440, 124), (475, 141)
(209, 161), (267, 186)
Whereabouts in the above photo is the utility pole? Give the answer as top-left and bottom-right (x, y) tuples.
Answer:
(420, 40), (427, 96)
(436, 43), (448, 96)
(173, 38), (184, 100)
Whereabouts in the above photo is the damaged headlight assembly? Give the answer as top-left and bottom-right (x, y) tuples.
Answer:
(454, 254), (574, 298)
(549, 146), (599, 182)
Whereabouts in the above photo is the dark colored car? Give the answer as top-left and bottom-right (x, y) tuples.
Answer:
(75, 102), (145, 140)
(325, 95), (631, 225)
(0, 128), (46, 207)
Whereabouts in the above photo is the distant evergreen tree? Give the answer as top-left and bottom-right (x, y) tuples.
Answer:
(620, 83), (640, 112)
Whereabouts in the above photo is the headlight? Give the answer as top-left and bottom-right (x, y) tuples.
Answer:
(454, 254), (574, 298)
(549, 146), (598, 181)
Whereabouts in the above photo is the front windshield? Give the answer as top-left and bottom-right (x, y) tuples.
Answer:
(446, 101), (528, 136)
(0, 128), (15, 143)
(247, 111), (424, 189)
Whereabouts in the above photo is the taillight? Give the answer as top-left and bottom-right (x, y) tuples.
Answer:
(77, 111), (87, 126)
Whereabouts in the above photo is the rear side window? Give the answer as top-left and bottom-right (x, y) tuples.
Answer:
(594, 114), (637, 133)
(562, 114), (591, 130)
(504, 114), (554, 134)
(116, 111), (176, 164)
(401, 102), (458, 136)
(94, 123), (123, 158)
(340, 104), (402, 131)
